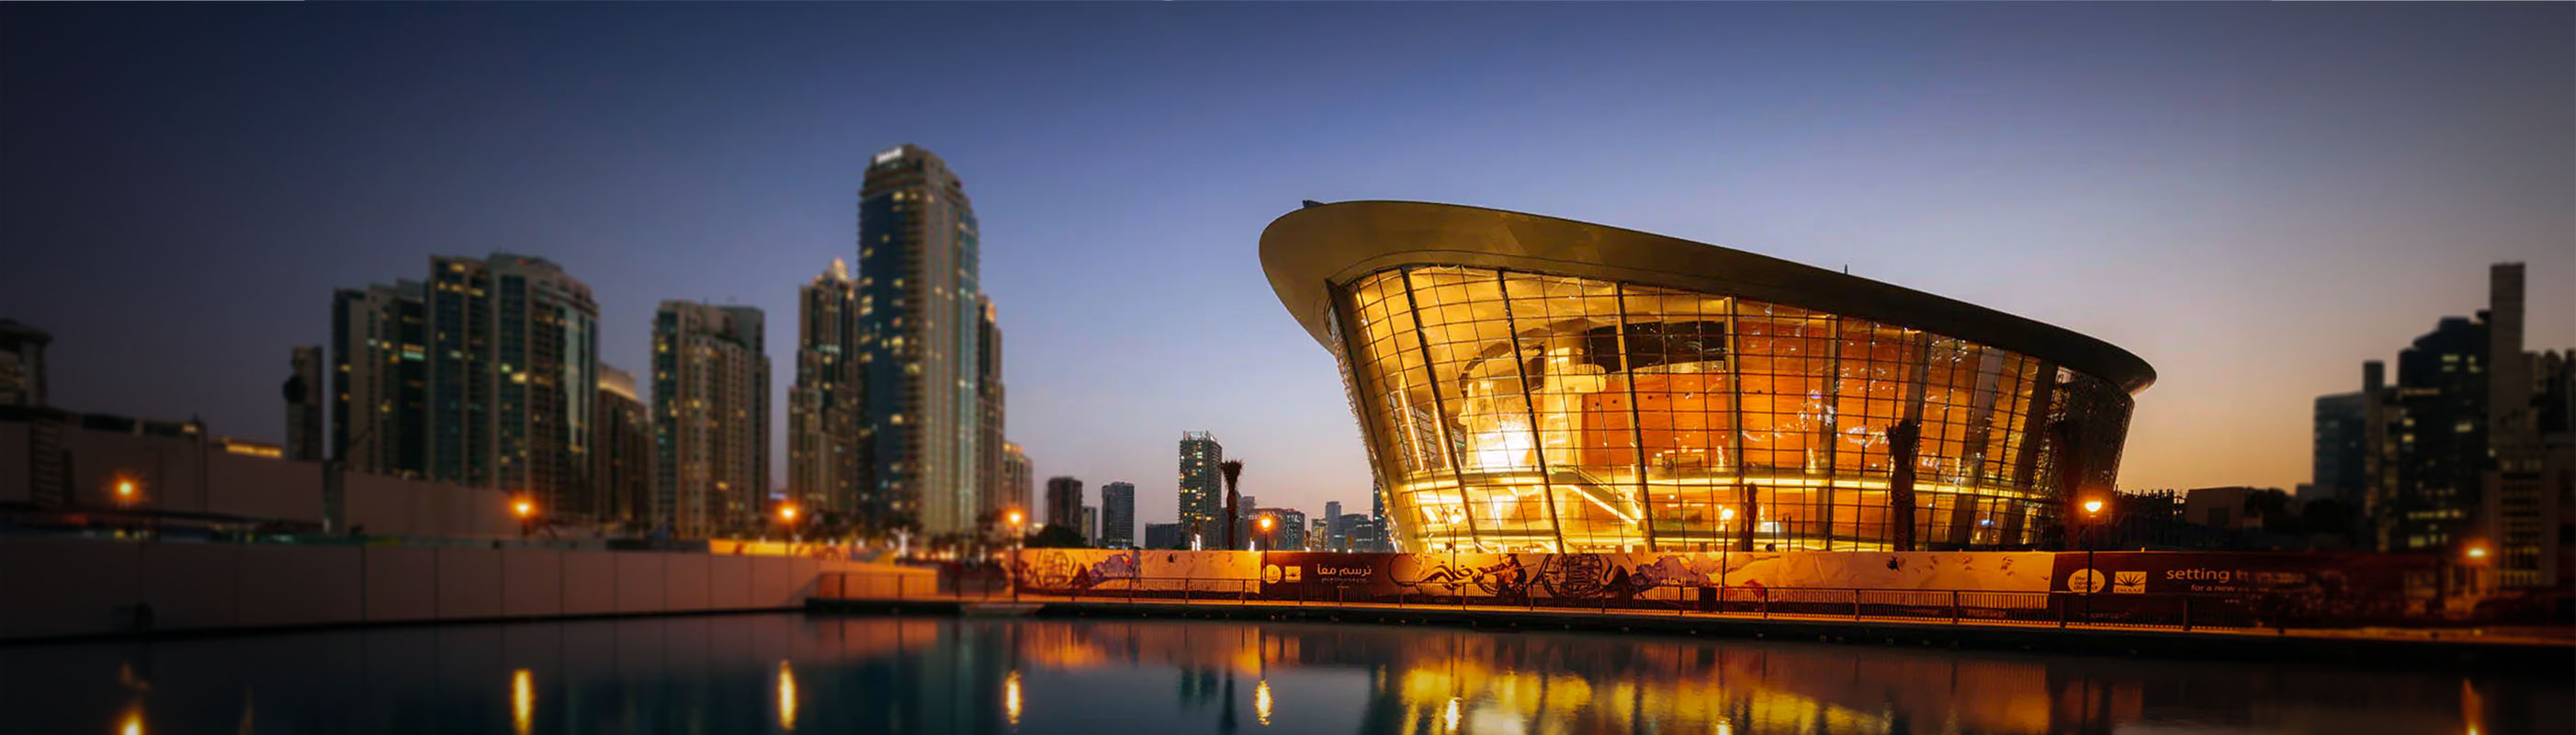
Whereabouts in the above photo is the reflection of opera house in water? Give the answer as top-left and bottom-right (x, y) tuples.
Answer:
(1262, 201), (2154, 553)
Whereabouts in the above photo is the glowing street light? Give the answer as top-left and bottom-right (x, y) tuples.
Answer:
(778, 503), (800, 524)
(2082, 498), (2105, 515)
(512, 496), (536, 538)
(2465, 543), (2490, 562)
(1007, 507), (1026, 602)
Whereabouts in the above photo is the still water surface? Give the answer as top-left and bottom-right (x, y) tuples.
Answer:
(1, 613), (2561, 734)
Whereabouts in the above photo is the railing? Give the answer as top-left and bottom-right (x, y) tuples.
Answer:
(816, 570), (2318, 632)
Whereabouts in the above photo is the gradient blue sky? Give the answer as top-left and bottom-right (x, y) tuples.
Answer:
(4, 3), (2570, 527)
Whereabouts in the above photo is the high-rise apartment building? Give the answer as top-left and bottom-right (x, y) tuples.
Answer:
(1081, 506), (1099, 548)
(1100, 481), (1135, 548)
(858, 143), (987, 535)
(592, 364), (653, 526)
(286, 345), (324, 461)
(653, 301), (769, 537)
(1323, 500), (1345, 551)
(976, 297), (1008, 525)
(1044, 476), (1083, 531)
(425, 254), (599, 515)
(0, 319), (49, 407)
(789, 259), (867, 514)
(1179, 431), (1222, 546)
(2309, 391), (2367, 505)
(330, 281), (427, 476)
(996, 443), (1034, 519)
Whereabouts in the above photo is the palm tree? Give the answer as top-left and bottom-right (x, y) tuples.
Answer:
(1221, 459), (1245, 550)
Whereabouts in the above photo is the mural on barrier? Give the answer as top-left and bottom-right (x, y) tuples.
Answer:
(1011, 549), (2055, 598)
(2047, 551), (2442, 620)
(1011, 548), (1258, 594)
(1261, 551), (2058, 601)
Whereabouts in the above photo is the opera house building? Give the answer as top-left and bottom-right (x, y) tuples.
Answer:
(1261, 201), (2154, 554)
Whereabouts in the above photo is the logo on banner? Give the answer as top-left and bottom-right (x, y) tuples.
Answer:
(1262, 564), (1302, 583)
(2112, 571), (2147, 594)
(2066, 568), (2107, 594)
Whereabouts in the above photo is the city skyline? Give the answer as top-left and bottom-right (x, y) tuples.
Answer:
(4, 3), (2572, 529)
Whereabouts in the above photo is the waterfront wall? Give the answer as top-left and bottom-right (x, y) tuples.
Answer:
(0, 537), (867, 641)
(0, 418), (520, 538)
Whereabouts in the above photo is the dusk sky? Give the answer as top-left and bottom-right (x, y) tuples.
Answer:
(4, 3), (2569, 527)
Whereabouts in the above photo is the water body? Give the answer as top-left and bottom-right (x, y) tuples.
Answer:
(1, 613), (2560, 734)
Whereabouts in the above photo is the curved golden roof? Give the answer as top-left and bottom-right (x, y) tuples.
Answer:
(1260, 200), (2155, 392)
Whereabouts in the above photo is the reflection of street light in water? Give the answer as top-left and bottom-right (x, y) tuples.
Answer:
(119, 704), (144, 735)
(511, 668), (534, 735)
(1255, 679), (1272, 726)
(1443, 697), (1462, 731)
(776, 661), (798, 731)
(1004, 670), (1023, 726)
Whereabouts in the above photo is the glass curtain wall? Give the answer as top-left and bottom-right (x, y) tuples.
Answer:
(1339, 265), (2132, 553)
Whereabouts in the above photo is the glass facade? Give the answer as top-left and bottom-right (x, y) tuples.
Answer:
(1331, 265), (2134, 553)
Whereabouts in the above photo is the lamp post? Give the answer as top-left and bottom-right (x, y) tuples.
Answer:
(1006, 509), (1025, 602)
(512, 496), (536, 538)
(777, 503), (801, 543)
(2080, 497), (2106, 623)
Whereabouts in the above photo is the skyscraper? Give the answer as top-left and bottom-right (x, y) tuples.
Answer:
(1044, 476), (1083, 531)
(592, 364), (653, 526)
(285, 345), (324, 461)
(425, 254), (599, 515)
(0, 319), (49, 407)
(997, 442), (1034, 519)
(1081, 506), (1099, 548)
(1179, 431), (1222, 546)
(330, 281), (427, 476)
(654, 301), (770, 537)
(858, 143), (987, 536)
(976, 297), (1008, 526)
(789, 259), (866, 514)
(1324, 500), (1345, 552)
(1100, 481), (1135, 548)
(2309, 391), (2367, 505)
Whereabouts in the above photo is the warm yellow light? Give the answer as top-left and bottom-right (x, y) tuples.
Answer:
(116, 479), (137, 499)
(2466, 545), (2489, 560)
(1007, 509), (1024, 526)
(2082, 499), (2105, 514)
(1259, 515), (1274, 531)
(513, 499), (535, 519)
(1719, 507), (1736, 522)
(119, 706), (144, 735)
(779, 504), (800, 523)
(511, 668), (534, 735)
(1255, 679), (1273, 726)
(776, 661), (798, 731)
(1444, 696), (1462, 731)
(1004, 670), (1023, 726)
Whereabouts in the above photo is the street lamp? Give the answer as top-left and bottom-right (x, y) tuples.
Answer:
(512, 496), (536, 538)
(777, 503), (801, 542)
(1006, 508), (1026, 602)
(2077, 497), (2108, 624)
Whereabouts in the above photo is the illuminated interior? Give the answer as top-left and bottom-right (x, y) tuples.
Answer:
(1328, 265), (2135, 553)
